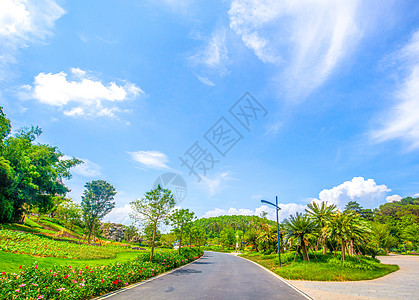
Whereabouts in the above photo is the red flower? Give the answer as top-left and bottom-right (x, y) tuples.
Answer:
(53, 272), (57, 277)
(20, 272), (24, 275)
(64, 275), (69, 279)
(138, 270), (141, 274)
(35, 265), (38, 269)
(18, 265), (22, 270)
(80, 278), (84, 282)
(89, 270), (93, 273)
(112, 280), (119, 285)
(85, 266), (88, 269)
(68, 265), (72, 268)
(101, 279), (104, 283)
(1, 272), (5, 275)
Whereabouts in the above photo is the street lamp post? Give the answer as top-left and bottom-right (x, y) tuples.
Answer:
(261, 196), (281, 267)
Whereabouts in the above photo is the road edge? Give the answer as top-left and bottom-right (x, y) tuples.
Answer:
(94, 254), (205, 299)
(235, 254), (314, 300)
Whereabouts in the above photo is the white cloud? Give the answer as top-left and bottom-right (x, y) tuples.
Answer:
(228, 0), (362, 99)
(199, 171), (237, 196)
(62, 155), (101, 177)
(372, 30), (419, 149)
(203, 203), (306, 221)
(128, 151), (170, 170)
(190, 27), (228, 73)
(21, 68), (143, 118)
(413, 193), (419, 198)
(315, 177), (390, 209)
(196, 75), (215, 86)
(0, 0), (65, 79)
(386, 194), (402, 203)
(102, 203), (133, 225)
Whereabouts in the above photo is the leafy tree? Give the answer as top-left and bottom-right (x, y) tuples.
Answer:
(56, 199), (82, 230)
(305, 201), (337, 254)
(283, 213), (316, 261)
(143, 223), (161, 244)
(0, 109), (81, 223)
(220, 227), (236, 250)
(193, 226), (207, 249)
(124, 224), (139, 242)
(81, 180), (116, 244)
(168, 208), (195, 254)
(244, 228), (259, 252)
(344, 201), (362, 214)
(130, 185), (175, 261)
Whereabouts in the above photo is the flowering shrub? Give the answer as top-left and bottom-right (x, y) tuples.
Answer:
(0, 248), (203, 299)
(0, 229), (132, 259)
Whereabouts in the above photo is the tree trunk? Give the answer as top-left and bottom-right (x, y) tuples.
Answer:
(322, 236), (327, 255)
(178, 230), (182, 255)
(301, 241), (309, 261)
(88, 225), (93, 244)
(150, 222), (157, 261)
(349, 240), (354, 256)
(341, 239), (346, 262)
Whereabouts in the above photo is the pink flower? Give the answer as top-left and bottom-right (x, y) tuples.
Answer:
(15, 289), (19, 292)
(72, 280), (77, 283)
(37, 296), (43, 299)
(125, 283), (128, 286)
(80, 283), (85, 287)
(19, 284), (26, 287)
(56, 288), (65, 291)
(35, 265), (38, 269)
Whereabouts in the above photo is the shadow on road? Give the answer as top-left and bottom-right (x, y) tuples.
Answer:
(170, 268), (202, 276)
(193, 261), (213, 265)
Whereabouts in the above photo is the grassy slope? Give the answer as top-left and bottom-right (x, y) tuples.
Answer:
(241, 253), (399, 281)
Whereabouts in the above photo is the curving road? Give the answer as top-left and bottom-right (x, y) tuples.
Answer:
(99, 251), (308, 300)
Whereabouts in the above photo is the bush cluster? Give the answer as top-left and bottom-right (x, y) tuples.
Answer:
(0, 248), (203, 300)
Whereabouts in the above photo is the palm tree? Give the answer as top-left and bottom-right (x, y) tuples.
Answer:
(329, 211), (370, 261)
(305, 201), (337, 254)
(283, 213), (317, 261)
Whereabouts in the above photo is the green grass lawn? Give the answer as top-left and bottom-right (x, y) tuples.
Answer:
(241, 252), (399, 281)
(0, 250), (142, 273)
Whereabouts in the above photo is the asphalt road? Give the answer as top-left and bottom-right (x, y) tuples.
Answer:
(101, 251), (307, 300)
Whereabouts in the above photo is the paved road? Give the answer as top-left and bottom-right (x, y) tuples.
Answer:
(288, 255), (419, 300)
(101, 251), (307, 300)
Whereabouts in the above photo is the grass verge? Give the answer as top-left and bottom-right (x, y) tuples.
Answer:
(240, 252), (399, 281)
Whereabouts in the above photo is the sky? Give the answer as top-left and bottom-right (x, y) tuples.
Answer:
(1, 0), (419, 225)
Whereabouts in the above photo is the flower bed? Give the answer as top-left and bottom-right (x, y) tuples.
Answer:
(0, 229), (131, 259)
(0, 248), (203, 299)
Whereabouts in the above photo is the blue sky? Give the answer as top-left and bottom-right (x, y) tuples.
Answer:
(1, 0), (419, 224)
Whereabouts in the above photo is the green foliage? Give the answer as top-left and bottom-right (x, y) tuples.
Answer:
(130, 185), (176, 261)
(0, 229), (131, 259)
(0, 107), (82, 223)
(81, 180), (116, 243)
(0, 248), (203, 300)
(168, 208), (195, 254)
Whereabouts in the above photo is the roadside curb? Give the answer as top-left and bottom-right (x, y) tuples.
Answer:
(94, 254), (204, 299)
(235, 255), (314, 300)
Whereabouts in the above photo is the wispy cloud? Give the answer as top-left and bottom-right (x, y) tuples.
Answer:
(371, 30), (419, 150)
(62, 155), (101, 177)
(386, 194), (402, 203)
(0, 0), (65, 80)
(199, 171), (237, 196)
(190, 27), (229, 74)
(196, 75), (215, 86)
(127, 151), (170, 170)
(20, 68), (143, 118)
(228, 0), (362, 100)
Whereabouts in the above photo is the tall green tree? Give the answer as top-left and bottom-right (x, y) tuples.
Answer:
(56, 199), (82, 231)
(130, 185), (175, 261)
(283, 213), (317, 261)
(306, 201), (337, 254)
(168, 208), (195, 254)
(81, 180), (116, 244)
(0, 107), (81, 223)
